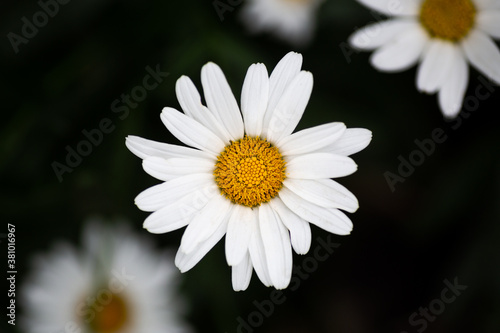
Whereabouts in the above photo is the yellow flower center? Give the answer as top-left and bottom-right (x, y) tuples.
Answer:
(420, 0), (476, 41)
(214, 136), (286, 208)
(89, 294), (129, 333)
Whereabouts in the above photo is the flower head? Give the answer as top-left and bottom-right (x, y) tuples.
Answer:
(126, 52), (372, 290)
(240, 0), (324, 45)
(349, 0), (500, 118)
(20, 219), (191, 333)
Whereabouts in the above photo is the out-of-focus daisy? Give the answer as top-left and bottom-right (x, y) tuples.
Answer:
(20, 220), (191, 333)
(240, 0), (324, 45)
(126, 51), (372, 291)
(349, 0), (500, 118)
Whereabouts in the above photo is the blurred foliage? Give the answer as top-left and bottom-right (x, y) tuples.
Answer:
(1, 0), (499, 333)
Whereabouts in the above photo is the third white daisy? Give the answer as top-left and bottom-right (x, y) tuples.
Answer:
(126, 51), (372, 291)
(240, 0), (324, 45)
(20, 220), (191, 333)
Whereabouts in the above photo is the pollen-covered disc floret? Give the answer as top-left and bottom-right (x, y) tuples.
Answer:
(214, 135), (286, 207)
(420, 0), (476, 41)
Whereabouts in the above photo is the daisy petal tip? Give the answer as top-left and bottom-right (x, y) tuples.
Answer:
(225, 254), (238, 267)
(348, 206), (359, 214)
(133, 196), (143, 208)
(285, 51), (302, 59)
(179, 241), (196, 256)
(302, 70), (313, 78)
(160, 106), (176, 117)
(124, 136), (134, 150)
(441, 107), (461, 120)
(340, 226), (353, 235)
(144, 227), (163, 235)
(257, 62), (269, 72)
(125, 135), (140, 146)
(347, 161), (359, 176)
(274, 282), (290, 291)
(348, 32), (365, 50)
(363, 129), (374, 144)
(353, 200), (360, 211)
(176, 265), (188, 274)
(294, 247), (310, 256)
(175, 75), (185, 84)
(439, 95), (463, 119)
(174, 253), (188, 273)
(202, 62), (219, 73)
(175, 76), (191, 90)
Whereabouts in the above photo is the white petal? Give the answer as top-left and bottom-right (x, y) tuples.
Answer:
(320, 128), (373, 156)
(474, 0), (494, 10)
(356, 0), (420, 16)
(349, 19), (417, 50)
(269, 198), (311, 255)
(232, 253), (253, 292)
(264, 71), (313, 143)
(176, 76), (232, 143)
(263, 52), (303, 135)
(259, 204), (293, 289)
(370, 23), (428, 72)
(279, 187), (353, 235)
(438, 48), (469, 118)
(286, 153), (357, 179)
(488, 1), (500, 9)
(201, 62), (244, 140)
(125, 135), (213, 160)
(175, 216), (229, 272)
(241, 63), (269, 137)
(276, 122), (346, 156)
(477, 11), (500, 39)
(284, 178), (359, 213)
(248, 215), (273, 287)
(143, 156), (215, 182)
(143, 184), (218, 233)
(180, 195), (232, 254)
(225, 205), (257, 266)
(135, 173), (214, 212)
(462, 29), (500, 84)
(417, 40), (456, 93)
(161, 107), (225, 155)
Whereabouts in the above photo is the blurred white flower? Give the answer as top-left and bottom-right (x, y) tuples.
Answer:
(240, 0), (324, 45)
(20, 219), (191, 333)
(349, 0), (500, 118)
(126, 52), (372, 291)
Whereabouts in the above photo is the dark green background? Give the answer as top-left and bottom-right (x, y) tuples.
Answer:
(2, 0), (499, 332)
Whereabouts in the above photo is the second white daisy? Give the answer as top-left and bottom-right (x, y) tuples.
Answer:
(349, 0), (500, 118)
(126, 51), (372, 291)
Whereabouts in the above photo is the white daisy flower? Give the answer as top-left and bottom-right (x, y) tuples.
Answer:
(126, 51), (372, 291)
(20, 220), (191, 333)
(240, 0), (324, 45)
(349, 0), (500, 118)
